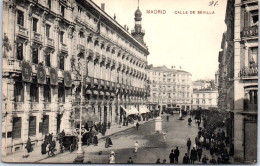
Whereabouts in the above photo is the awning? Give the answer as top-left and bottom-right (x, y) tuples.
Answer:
(99, 91), (104, 96)
(93, 90), (99, 95)
(139, 107), (147, 114)
(120, 105), (132, 115)
(130, 106), (139, 114)
(86, 90), (92, 95)
(105, 92), (110, 96)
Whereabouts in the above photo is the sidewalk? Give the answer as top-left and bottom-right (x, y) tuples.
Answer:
(2, 118), (153, 163)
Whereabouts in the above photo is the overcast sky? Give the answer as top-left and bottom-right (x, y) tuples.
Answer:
(92, 0), (227, 81)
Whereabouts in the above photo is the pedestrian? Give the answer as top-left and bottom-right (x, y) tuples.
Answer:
(41, 141), (47, 155)
(134, 141), (139, 153)
(174, 147), (180, 163)
(166, 115), (169, 121)
(202, 155), (208, 164)
(182, 153), (190, 164)
(136, 122), (140, 130)
(49, 133), (53, 143)
(197, 121), (201, 128)
(169, 149), (175, 163)
(229, 142), (234, 157)
(155, 158), (161, 164)
(187, 138), (191, 153)
(24, 138), (32, 158)
(109, 151), (115, 163)
(197, 147), (203, 162)
(93, 134), (98, 146)
(49, 139), (56, 157)
(188, 117), (192, 125)
(127, 157), (134, 164)
(162, 159), (167, 164)
(190, 147), (197, 164)
(209, 156), (217, 164)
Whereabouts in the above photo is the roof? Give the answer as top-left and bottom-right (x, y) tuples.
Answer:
(193, 88), (218, 93)
(146, 65), (192, 75)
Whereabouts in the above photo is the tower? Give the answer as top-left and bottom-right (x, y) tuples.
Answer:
(131, 0), (145, 44)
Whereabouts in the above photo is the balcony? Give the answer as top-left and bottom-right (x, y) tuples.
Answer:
(2, 58), (22, 73)
(17, 25), (28, 39)
(31, 102), (38, 110)
(77, 44), (85, 53)
(32, 32), (42, 44)
(14, 102), (23, 111)
(43, 102), (50, 110)
(46, 37), (55, 48)
(241, 25), (258, 38)
(59, 43), (68, 53)
(239, 66), (258, 79)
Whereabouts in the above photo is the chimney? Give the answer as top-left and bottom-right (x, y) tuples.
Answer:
(101, 3), (105, 11)
(113, 13), (116, 20)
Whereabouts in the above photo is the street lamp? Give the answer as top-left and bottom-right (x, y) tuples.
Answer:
(74, 55), (86, 163)
(155, 94), (162, 133)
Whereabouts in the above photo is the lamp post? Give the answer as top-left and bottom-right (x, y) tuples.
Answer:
(155, 95), (162, 133)
(74, 55), (86, 163)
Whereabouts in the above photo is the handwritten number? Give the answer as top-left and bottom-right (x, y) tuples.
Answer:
(209, 1), (218, 6)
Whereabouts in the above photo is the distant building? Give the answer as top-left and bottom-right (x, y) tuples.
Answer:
(192, 79), (216, 90)
(147, 65), (192, 111)
(191, 89), (218, 110)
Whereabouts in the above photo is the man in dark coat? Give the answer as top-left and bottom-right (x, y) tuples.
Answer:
(25, 138), (32, 155)
(174, 147), (180, 163)
(190, 147), (197, 164)
(136, 122), (140, 130)
(187, 138), (191, 153)
(41, 141), (47, 155)
(93, 134), (98, 146)
(197, 147), (203, 162)
(182, 153), (190, 164)
(169, 149), (175, 163)
(188, 117), (192, 125)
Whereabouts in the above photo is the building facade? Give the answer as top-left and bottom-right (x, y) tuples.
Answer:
(147, 65), (192, 111)
(191, 89), (218, 110)
(2, 0), (149, 155)
(218, 0), (258, 162)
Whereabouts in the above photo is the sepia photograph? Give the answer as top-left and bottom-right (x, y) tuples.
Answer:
(1, 0), (258, 164)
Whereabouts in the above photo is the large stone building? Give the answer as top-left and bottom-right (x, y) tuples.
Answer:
(2, 0), (149, 155)
(218, 0), (258, 162)
(191, 89), (218, 110)
(147, 65), (192, 111)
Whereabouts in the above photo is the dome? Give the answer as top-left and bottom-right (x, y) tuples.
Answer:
(134, 8), (142, 17)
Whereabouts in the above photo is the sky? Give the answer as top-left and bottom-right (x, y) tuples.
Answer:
(92, 0), (227, 81)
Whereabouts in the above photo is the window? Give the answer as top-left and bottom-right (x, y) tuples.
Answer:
(249, 47), (258, 67)
(17, 10), (24, 26)
(61, 5), (65, 17)
(14, 82), (24, 102)
(44, 85), (51, 102)
(45, 52), (51, 67)
(47, 0), (51, 9)
(12, 117), (22, 139)
(197, 94), (199, 98)
(17, 43), (23, 60)
(58, 85), (65, 103)
(196, 99), (199, 104)
(33, 18), (38, 32)
(28, 116), (36, 136)
(46, 24), (51, 38)
(209, 99), (212, 104)
(203, 94), (205, 98)
(42, 115), (49, 134)
(60, 31), (64, 43)
(202, 99), (205, 104)
(30, 83), (38, 102)
(32, 48), (38, 64)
